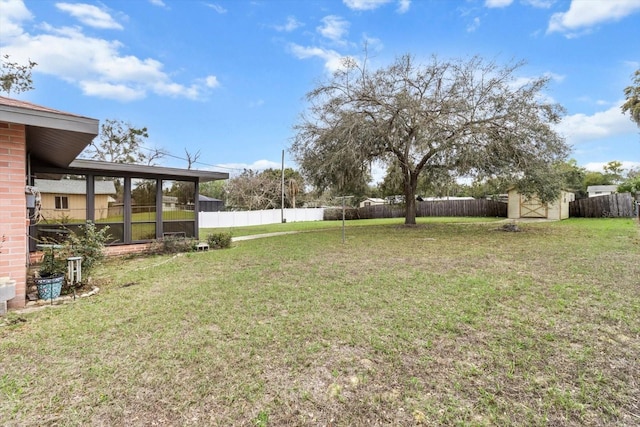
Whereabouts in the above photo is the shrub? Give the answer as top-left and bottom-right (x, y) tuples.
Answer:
(61, 221), (111, 277)
(157, 236), (197, 254)
(207, 232), (232, 249)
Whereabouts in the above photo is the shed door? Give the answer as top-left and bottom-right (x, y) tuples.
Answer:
(520, 195), (547, 218)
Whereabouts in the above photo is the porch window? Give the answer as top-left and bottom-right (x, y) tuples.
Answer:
(54, 195), (69, 210)
(94, 176), (124, 244)
(131, 178), (157, 241)
(161, 180), (196, 238)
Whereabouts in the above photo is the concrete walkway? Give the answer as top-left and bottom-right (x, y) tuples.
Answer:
(231, 231), (301, 241)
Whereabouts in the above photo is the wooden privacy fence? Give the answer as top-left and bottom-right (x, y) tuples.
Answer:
(569, 193), (635, 218)
(416, 199), (507, 217)
(325, 199), (507, 220)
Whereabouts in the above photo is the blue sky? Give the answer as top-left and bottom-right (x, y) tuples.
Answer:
(1, 0), (639, 180)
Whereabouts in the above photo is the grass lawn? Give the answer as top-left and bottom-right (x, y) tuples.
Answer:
(201, 215), (503, 238)
(1, 218), (639, 426)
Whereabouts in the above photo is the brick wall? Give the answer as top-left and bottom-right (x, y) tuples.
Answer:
(104, 243), (154, 257)
(0, 122), (27, 309)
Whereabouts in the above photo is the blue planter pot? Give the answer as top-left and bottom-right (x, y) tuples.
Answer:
(35, 274), (64, 300)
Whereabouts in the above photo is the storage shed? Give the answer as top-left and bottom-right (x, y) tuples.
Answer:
(507, 188), (574, 220)
(199, 194), (224, 212)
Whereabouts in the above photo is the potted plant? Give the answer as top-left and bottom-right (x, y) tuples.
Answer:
(34, 245), (66, 300)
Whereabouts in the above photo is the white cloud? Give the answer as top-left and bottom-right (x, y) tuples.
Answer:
(397, 0), (411, 13)
(0, 3), (218, 102)
(205, 3), (227, 14)
(523, 0), (555, 8)
(548, 0), (640, 36)
(55, 3), (123, 30)
(543, 71), (565, 83)
(317, 15), (349, 43)
(79, 81), (145, 101)
(555, 102), (638, 145)
(289, 43), (351, 73)
(484, 0), (513, 8)
(362, 33), (383, 51)
(467, 17), (480, 32)
(0, 0), (33, 39)
(583, 161), (640, 173)
(249, 99), (265, 108)
(343, 0), (409, 12)
(204, 75), (220, 88)
(148, 0), (166, 7)
(274, 16), (302, 32)
(343, 0), (391, 11)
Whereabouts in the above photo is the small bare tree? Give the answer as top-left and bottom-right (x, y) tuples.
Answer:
(185, 148), (201, 170)
(1, 54), (37, 96)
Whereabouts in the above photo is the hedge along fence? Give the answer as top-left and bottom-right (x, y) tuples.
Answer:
(569, 193), (635, 218)
(324, 199), (507, 220)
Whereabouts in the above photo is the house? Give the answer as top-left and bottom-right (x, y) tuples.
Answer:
(34, 178), (116, 221)
(420, 196), (475, 201)
(507, 188), (574, 220)
(359, 197), (386, 207)
(0, 96), (228, 311)
(587, 185), (617, 198)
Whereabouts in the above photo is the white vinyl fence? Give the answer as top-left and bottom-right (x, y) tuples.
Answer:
(199, 208), (325, 228)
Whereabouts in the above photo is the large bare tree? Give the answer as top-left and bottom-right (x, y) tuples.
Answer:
(291, 54), (569, 224)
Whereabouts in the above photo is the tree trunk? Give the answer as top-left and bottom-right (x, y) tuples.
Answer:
(404, 176), (418, 225)
(405, 195), (417, 225)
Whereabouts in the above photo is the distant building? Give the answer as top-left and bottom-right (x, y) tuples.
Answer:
(587, 185), (617, 198)
(359, 197), (386, 207)
(199, 194), (225, 212)
(507, 188), (574, 220)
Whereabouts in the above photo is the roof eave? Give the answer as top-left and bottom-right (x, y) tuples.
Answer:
(68, 159), (229, 182)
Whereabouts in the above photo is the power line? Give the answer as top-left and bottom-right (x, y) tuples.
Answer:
(138, 145), (243, 172)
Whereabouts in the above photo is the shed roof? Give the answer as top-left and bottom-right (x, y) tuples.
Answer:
(199, 194), (223, 202)
(587, 185), (617, 192)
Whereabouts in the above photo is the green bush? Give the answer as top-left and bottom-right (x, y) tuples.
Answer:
(157, 236), (197, 254)
(61, 221), (110, 277)
(207, 232), (232, 249)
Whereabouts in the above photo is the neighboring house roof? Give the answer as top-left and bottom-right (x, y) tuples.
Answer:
(363, 198), (385, 203)
(587, 185), (617, 193)
(0, 96), (99, 168)
(35, 178), (116, 195)
(199, 194), (222, 202)
(423, 196), (475, 201)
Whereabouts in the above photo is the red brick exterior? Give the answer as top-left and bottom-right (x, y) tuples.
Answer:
(104, 243), (154, 257)
(0, 122), (27, 308)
